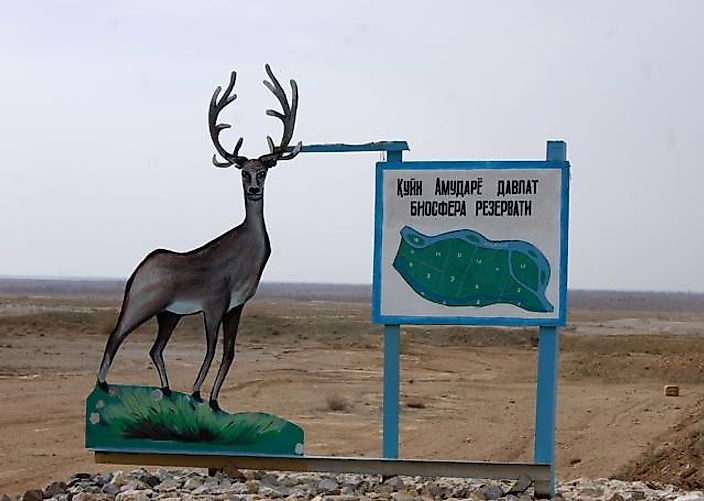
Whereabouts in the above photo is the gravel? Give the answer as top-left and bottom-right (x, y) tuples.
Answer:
(3, 468), (703, 501)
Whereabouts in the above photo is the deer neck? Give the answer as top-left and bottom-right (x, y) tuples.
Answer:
(243, 197), (267, 234)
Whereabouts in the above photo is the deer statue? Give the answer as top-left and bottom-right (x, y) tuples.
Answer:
(96, 64), (302, 412)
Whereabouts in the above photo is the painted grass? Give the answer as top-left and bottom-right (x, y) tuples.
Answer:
(101, 388), (286, 444)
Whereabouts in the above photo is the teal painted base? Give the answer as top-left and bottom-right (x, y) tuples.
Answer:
(85, 384), (304, 456)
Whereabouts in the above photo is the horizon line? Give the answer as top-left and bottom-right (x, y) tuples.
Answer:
(0, 275), (702, 295)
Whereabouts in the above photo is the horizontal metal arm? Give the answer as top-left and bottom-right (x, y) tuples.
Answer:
(285, 141), (410, 154)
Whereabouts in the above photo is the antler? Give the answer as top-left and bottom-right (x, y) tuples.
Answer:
(259, 64), (302, 165)
(209, 71), (248, 168)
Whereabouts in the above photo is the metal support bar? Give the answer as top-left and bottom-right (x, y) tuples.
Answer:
(533, 140), (566, 499)
(287, 141), (410, 154)
(382, 147), (404, 460)
(534, 326), (560, 497)
(382, 324), (401, 458)
(300, 141), (409, 153)
(95, 451), (551, 495)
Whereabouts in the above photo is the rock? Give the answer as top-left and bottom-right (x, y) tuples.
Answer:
(318, 478), (339, 493)
(183, 477), (204, 490)
(102, 483), (121, 496)
(419, 480), (447, 499)
(674, 493), (704, 501)
(93, 474), (111, 488)
(391, 490), (418, 501)
(260, 473), (279, 485)
(139, 474), (161, 488)
(21, 489), (44, 501)
(280, 474), (304, 488)
(467, 488), (487, 501)
(581, 485), (605, 497)
(225, 482), (252, 495)
(115, 489), (153, 501)
(450, 484), (471, 498)
(225, 467), (248, 483)
(260, 485), (289, 498)
(0, 495), (11, 501)
(482, 484), (504, 500)
(72, 493), (104, 501)
(44, 480), (68, 497)
(357, 480), (374, 494)
(215, 477), (233, 491)
(21, 468), (704, 501)
(192, 485), (212, 495)
(507, 475), (532, 495)
(246, 470), (266, 481)
(384, 477), (405, 491)
(245, 479), (260, 493)
(110, 471), (129, 488)
(120, 480), (147, 492)
(287, 487), (313, 499)
(155, 477), (181, 491)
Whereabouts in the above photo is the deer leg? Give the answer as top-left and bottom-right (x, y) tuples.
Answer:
(97, 305), (154, 391)
(149, 311), (181, 396)
(209, 305), (244, 412)
(191, 313), (222, 402)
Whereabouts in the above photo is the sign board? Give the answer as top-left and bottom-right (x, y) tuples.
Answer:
(372, 160), (570, 326)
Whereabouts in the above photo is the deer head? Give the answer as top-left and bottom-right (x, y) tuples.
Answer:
(208, 65), (302, 202)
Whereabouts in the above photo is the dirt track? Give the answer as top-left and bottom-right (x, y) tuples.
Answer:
(1, 293), (704, 496)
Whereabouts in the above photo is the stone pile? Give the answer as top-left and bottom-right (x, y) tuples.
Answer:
(3, 469), (703, 501)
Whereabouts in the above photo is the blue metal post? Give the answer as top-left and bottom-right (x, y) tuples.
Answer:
(383, 324), (401, 458)
(534, 326), (559, 495)
(534, 140), (567, 496)
(383, 147), (403, 459)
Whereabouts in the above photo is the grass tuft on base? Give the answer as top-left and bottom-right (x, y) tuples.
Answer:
(102, 388), (285, 444)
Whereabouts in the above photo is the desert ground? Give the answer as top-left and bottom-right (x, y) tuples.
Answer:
(1, 281), (704, 497)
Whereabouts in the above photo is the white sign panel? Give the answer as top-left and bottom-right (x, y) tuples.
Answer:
(372, 161), (570, 326)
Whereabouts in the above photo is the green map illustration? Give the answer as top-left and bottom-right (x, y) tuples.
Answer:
(392, 226), (553, 313)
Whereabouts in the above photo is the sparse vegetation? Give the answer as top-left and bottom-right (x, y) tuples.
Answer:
(326, 395), (350, 412)
(405, 398), (427, 409)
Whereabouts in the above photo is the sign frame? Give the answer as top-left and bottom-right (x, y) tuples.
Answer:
(91, 140), (567, 498)
(372, 159), (570, 327)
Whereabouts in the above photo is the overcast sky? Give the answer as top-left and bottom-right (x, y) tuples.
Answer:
(2, 1), (703, 292)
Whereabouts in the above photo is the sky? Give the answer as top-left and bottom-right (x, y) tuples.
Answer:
(1, 1), (703, 292)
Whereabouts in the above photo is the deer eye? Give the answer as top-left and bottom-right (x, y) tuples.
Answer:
(256, 171), (266, 182)
(242, 171), (251, 182)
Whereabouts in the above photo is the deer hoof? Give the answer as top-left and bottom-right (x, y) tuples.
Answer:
(97, 379), (109, 393)
(209, 399), (222, 412)
(161, 386), (172, 397)
(191, 391), (203, 403)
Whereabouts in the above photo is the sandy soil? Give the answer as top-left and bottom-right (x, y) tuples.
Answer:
(1, 293), (704, 496)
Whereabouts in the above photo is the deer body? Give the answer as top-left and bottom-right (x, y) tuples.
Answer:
(123, 196), (269, 318)
(96, 66), (300, 411)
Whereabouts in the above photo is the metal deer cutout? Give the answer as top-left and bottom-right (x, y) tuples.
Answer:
(97, 65), (302, 411)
